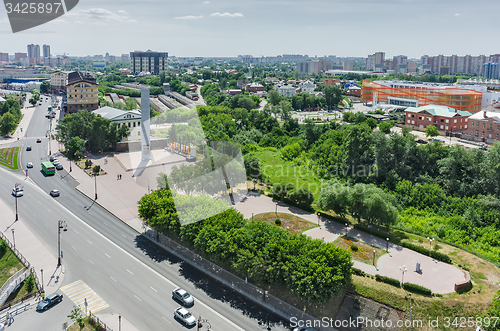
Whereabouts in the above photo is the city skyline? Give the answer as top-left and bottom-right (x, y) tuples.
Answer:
(0, 0), (498, 58)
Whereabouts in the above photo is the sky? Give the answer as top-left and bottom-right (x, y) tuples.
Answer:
(0, 0), (498, 59)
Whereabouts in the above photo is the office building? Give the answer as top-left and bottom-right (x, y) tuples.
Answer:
(43, 44), (50, 58)
(66, 71), (99, 112)
(130, 50), (168, 75)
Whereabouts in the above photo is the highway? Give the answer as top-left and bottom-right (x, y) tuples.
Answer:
(2, 99), (291, 330)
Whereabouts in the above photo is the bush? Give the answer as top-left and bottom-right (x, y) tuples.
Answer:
(400, 242), (452, 264)
(403, 282), (432, 296)
(352, 268), (366, 277)
(25, 274), (35, 293)
(274, 219), (282, 226)
(350, 244), (358, 252)
(375, 274), (401, 287)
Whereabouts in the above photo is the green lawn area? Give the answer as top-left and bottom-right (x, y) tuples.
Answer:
(0, 247), (24, 287)
(252, 212), (317, 234)
(332, 234), (387, 264)
(0, 147), (19, 170)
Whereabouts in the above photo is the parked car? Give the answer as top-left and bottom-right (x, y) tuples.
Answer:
(26, 146), (32, 151)
(36, 292), (63, 311)
(49, 156), (55, 162)
(52, 160), (59, 165)
(36, 138), (42, 143)
(12, 188), (23, 197)
(172, 288), (194, 306)
(56, 164), (63, 170)
(50, 189), (60, 197)
(27, 162), (33, 168)
(174, 307), (196, 327)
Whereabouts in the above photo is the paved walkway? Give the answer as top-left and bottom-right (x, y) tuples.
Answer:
(0, 93), (34, 146)
(234, 193), (466, 294)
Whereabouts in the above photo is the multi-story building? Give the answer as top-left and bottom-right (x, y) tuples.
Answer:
(405, 105), (472, 134)
(366, 52), (385, 71)
(298, 59), (332, 76)
(464, 108), (500, 143)
(27, 44), (40, 59)
(362, 80), (485, 112)
(50, 71), (72, 93)
(130, 50), (168, 75)
(276, 84), (297, 98)
(15, 53), (27, 62)
(0, 53), (8, 62)
(43, 45), (50, 58)
(324, 78), (340, 85)
(66, 71), (99, 112)
(299, 80), (316, 93)
(245, 82), (264, 93)
(342, 60), (354, 71)
(420, 54), (495, 75)
(121, 54), (129, 63)
(93, 106), (142, 141)
(483, 63), (499, 79)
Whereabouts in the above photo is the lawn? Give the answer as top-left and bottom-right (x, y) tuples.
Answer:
(0, 246), (24, 287)
(0, 147), (19, 170)
(252, 212), (316, 234)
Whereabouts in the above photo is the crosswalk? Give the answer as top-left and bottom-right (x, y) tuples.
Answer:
(60, 280), (109, 315)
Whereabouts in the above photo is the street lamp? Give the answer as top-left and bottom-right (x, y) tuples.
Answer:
(386, 237), (390, 252)
(317, 212), (320, 227)
(345, 222), (348, 235)
(94, 173), (98, 200)
(427, 237), (434, 254)
(275, 202), (277, 215)
(373, 250), (376, 266)
(11, 229), (15, 249)
(118, 315), (121, 331)
(399, 265), (407, 286)
(57, 220), (67, 266)
(40, 269), (44, 293)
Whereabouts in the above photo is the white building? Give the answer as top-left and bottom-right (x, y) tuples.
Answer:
(276, 84), (297, 97)
(299, 80), (316, 93)
(93, 106), (142, 141)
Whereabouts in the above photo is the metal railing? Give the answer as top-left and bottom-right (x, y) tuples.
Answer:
(88, 312), (113, 331)
(0, 268), (29, 306)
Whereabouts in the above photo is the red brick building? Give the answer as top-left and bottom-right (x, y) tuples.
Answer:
(245, 83), (264, 93)
(405, 105), (472, 134)
(464, 105), (500, 143)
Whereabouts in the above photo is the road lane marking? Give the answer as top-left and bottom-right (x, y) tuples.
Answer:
(121, 234), (126, 238)
(127, 269), (133, 275)
(110, 277), (116, 282)
(150, 286), (157, 292)
(105, 253), (111, 258)
(71, 246), (76, 250)
(87, 240), (92, 245)
(74, 229), (79, 234)
(134, 295), (142, 302)
(89, 260), (94, 265)
(103, 222), (108, 226)
(162, 316), (171, 324)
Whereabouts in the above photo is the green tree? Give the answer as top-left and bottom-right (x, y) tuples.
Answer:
(317, 180), (350, 219)
(25, 274), (35, 292)
(378, 121), (394, 134)
(268, 90), (281, 105)
(67, 136), (85, 160)
(68, 306), (85, 329)
(0, 112), (17, 136)
(323, 85), (342, 110)
(424, 125), (439, 138)
(40, 81), (51, 94)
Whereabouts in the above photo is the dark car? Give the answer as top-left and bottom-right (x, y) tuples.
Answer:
(172, 288), (194, 306)
(56, 164), (63, 170)
(36, 292), (63, 311)
(36, 138), (42, 143)
(26, 146), (32, 151)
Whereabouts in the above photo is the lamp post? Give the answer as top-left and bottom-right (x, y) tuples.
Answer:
(146, 178), (150, 194)
(118, 315), (121, 331)
(11, 229), (15, 249)
(317, 212), (320, 227)
(427, 237), (434, 255)
(57, 220), (67, 266)
(275, 202), (277, 216)
(252, 179), (256, 190)
(399, 265), (407, 286)
(94, 173), (98, 200)
(373, 250), (376, 266)
(345, 222), (348, 235)
(40, 269), (44, 293)
(386, 237), (390, 252)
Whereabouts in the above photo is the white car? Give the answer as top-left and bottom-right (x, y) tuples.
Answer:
(172, 288), (194, 306)
(52, 160), (59, 165)
(174, 307), (196, 327)
(12, 188), (23, 197)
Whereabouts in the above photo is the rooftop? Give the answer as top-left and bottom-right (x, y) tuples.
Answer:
(406, 104), (473, 118)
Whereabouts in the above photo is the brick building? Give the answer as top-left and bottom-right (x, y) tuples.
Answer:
(66, 71), (99, 112)
(405, 105), (472, 135)
(464, 105), (500, 143)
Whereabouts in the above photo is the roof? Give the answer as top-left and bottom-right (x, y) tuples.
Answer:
(405, 105), (472, 118)
(469, 111), (500, 122)
(67, 71), (97, 86)
(93, 106), (141, 121)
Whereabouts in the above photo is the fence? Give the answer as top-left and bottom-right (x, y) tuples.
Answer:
(0, 231), (42, 308)
(88, 312), (113, 331)
(142, 226), (335, 331)
(0, 268), (29, 306)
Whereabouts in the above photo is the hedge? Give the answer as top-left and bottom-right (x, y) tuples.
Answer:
(375, 274), (400, 287)
(403, 282), (432, 296)
(400, 242), (452, 264)
(352, 268), (367, 277)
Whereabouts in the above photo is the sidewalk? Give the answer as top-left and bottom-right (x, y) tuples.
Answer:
(0, 93), (35, 146)
(233, 193), (466, 294)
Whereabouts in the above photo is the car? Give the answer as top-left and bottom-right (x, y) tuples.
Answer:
(50, 189), (60, 197)
(52, 159), (59, 165)
(172, 288), (194, 306)
(36, 292), (63, 311)
(27, 162), (33, 168)
(26, 146), (32, 151)
(49, 156), (55, 162)
(36, 138), (42, 143)
(56, 164), (63, 170)
(12, 188), (23, 197)
(174, 307), (196, 327)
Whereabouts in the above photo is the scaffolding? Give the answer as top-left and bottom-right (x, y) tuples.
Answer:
(362, 80), (483, 112)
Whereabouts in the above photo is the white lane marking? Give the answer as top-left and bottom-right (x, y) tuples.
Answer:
(121, 234), (126, 238)
(162, 316), (171, 324)
(74, 229), (79, 234)
(110, 277), (116, 282)
(127, 269), (133, 275)
(134, 295), (142, 302)
(105, 253), (111, 258)
(71, 246), (76, 250)
(103, 222), (108, 226)
(89, 260), (94, 265)
(150, 286), (157, 292)
(87, 240), (92, 245)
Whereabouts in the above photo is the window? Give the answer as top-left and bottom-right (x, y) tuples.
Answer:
(445, 119), (449, 123)
(427, 117), (431, 121)
(441, 119), (444, 122)
(483, 123), (486, 128)
(454, 119), (457, 123)
(133, 122), (136, 127)
(440, 125), (444, 129)
(482, 131), (485, 136)
(489, 124), (492, 130)
(471, 129), (474, 134)
(471, 121), (474, 126)
(497, 134), (499, 139)
(128, 123), (131, 127)
(445, 126), (448, 130)
(497, 125), (500, 131)
(476, 130), (478, 135)
(407, 120), (410, 123)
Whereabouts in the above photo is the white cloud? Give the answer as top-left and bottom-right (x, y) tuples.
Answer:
(203, 1), (210, 4)
(210, 12), (244, 18)
(66, 8), (137, 24)
(175, 15), (203, 20)
(454, 13), (460, 16)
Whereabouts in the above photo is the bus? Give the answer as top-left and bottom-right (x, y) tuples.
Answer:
(41, 162), (55, 176)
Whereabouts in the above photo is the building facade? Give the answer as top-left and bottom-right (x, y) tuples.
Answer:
(130, 50), (168, 74)
(299, 80), (316, 93)
(298, 59), (332, 76)
(93, 106), (142, 141)
(245, 82), (264, 93)
(405, 105), (472, 134)
(66, 71), (99, 112)
(483, 63), (499, 79)
(43, 45), (50, 58)
(276, 84), (297, 97)
(50, 71), (72, 93)
(464, 109), (500, 144)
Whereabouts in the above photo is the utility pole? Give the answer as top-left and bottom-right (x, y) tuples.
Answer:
(57, 220), (67, 266)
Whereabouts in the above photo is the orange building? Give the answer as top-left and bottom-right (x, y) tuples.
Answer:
(362, 80), (482, 112)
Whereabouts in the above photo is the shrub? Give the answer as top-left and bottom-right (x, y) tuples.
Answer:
(352, 268), (366, 277)
(375, 274), (401, 287)
(25, 274), (35, 293)
(403, 282), (432, 295)
(400, 242), (452, 264)
(274, 219), (282, 226)
(350, 244), (359, 252)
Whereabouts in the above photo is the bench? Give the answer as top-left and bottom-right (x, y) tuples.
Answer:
(454, 271), (471, 292)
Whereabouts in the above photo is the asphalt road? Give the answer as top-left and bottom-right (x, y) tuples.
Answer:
(3, 102), (292, 330)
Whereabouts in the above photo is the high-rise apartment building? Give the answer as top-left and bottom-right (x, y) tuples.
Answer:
(298, 59), (332, 76)
(27, 44), (40, 59)
(422, 54), (491, 75)
(366, 52), (385, 71)
(43, 44), (50, 58)
(0, 53), (8, 62)
(121, 54), (129, 62)
(15, 53), (27, 62)
(483, 63), (499, 79)
(130, 50), (168, 74)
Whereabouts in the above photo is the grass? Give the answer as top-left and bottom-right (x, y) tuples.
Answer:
(332, 235), (387, 264)
(0, 147), (20, 170)
(252, 212), (316, 234)
(0, 247), (24, 287)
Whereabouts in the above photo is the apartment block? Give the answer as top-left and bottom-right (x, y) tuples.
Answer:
(66, 71), (99, 112)
(130, 50), (168, 75)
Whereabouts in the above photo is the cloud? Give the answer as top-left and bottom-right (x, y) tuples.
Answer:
(175, 15), (203, 20)
(210, 12), (244, 18)
(66, 8), (137, 24)
(454, 13), (460, 16)
(203, 1), (210, 4)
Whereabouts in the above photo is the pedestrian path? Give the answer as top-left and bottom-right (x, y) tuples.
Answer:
(60, 280), (109, 315)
